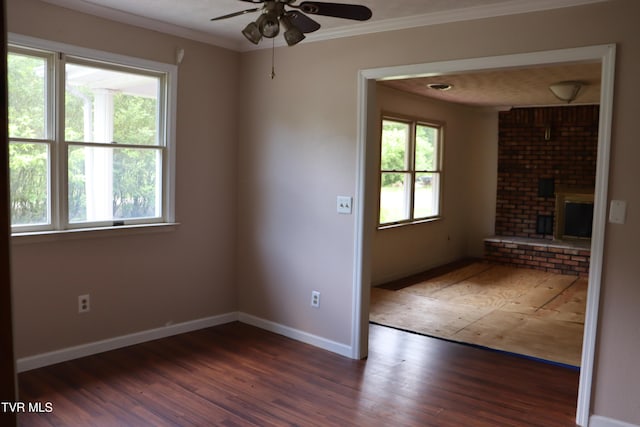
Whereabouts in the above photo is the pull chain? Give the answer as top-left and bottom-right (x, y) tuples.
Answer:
(270, 38), (276, 79)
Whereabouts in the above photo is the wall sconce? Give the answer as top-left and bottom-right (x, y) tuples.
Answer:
(549, 81), (584, 103)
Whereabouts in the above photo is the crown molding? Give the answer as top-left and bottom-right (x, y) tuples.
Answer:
(39, 0), (244, 51)
(255, 0), (609, 51)
(40, 0), (610, 53)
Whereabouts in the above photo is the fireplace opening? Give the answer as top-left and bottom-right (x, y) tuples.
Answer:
(564, 201), (594, 238)
(555, 190), (594, 241)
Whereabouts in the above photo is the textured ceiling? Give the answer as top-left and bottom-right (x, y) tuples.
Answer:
(380, 62), (602, 108)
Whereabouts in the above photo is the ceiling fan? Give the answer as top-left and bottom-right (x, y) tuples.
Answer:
(211, 0), (373, 46)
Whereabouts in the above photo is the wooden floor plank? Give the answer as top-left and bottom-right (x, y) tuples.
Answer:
(400, 261), (494, 297)
(18, 322), (578, 426)
(502, 274), (578, 315)
(453, 310), (584, 366)
(371, 287), (494, 337)
(370, 262), (586, 366)
(378, 258), (482, 291)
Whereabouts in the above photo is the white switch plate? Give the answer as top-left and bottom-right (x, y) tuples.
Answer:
(337, 196), (352, 214)
(609, 200), (627, 224)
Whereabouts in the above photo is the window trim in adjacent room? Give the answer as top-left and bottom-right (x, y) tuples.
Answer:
(377, 113), (443, 229)
(7, 34), (177, 238)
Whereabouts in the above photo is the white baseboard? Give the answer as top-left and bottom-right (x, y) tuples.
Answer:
(590, 415), (640, 427)
(238, 312), (353, 358)
(16, 311), (354, 372)
(16, 312), (239, 372)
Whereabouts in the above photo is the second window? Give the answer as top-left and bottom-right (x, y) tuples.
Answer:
(379, 116), (443, 227)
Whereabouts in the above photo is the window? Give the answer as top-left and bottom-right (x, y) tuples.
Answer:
(7, 36), (176, 234)
(378, 116), (442, 227)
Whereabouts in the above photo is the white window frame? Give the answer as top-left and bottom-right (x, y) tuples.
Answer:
(378, 114), (443, 228)
(8, 34), (177, 237)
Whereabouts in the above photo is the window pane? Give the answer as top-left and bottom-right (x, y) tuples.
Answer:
(414, 173), (439, 219)
(380, 172), (410, 224)
(68, 145), (161, 223)
(381, 120), (409, 171)
(9, 142), (49, 225)
(8, 52), (47, 139)
(415, 124), (438, 171)
(65, 63), (160, 145)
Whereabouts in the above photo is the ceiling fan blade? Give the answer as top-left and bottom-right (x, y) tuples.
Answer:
(296, 2), (372, 21)
(238, 0), (265, 3)
(210, 8), (260, 21)
(286, 11), (321, 33)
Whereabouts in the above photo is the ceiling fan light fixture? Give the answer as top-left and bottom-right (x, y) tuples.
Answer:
(257, 12), (280, 38)
(213, 0), (372, 48)
(284, 26), (305, 46)
(280, 15), (305, 46)
(549, 81), (583, 103)
(242, 21), (262, 44)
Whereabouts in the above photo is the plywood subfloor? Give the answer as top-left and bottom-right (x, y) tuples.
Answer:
(370, 262), (586, 366)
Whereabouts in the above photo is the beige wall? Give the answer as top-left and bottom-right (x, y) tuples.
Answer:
(237, 1), (640, 424)
(370, 84), (498, 285)
(6, 0), (640, 425)
(463, 109), (499, 256)
(236, 45), (359, 344)
(8, 0), (240, 357)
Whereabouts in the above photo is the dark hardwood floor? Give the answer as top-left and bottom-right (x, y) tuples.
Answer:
(18, 322), (579, 426)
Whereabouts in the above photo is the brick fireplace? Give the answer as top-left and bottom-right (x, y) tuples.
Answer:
(484, 105), (598, 277)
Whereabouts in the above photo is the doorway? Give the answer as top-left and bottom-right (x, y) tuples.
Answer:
(352, 44), (616, 426)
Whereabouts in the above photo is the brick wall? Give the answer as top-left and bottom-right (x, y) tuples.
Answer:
(485, 238), (590, 277)
(495, 106), (599, 238)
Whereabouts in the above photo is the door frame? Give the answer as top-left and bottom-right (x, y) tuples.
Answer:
(351, 44), (616, 426)
(1, 0), (18, 425)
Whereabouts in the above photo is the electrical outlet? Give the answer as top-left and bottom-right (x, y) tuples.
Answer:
(311, 290), (320, 308)
(78, 294), (90, 313)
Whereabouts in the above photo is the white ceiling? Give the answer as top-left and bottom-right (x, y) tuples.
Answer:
(41, 0), (609, 52)
(40, 0), (607, 108)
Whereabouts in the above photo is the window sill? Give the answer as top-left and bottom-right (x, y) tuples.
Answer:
(378, 217), (441, 231)
(11, 222), (180, 245)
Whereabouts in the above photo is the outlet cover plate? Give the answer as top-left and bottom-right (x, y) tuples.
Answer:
(78, 294), (90, 313)
(609, 200), (627, 224)
(337, 196), (352, 214)
(311, 290), (320, 308)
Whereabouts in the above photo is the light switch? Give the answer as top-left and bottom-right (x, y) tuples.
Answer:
(337, 196), (352, 215)
(609, 200), (627, 224)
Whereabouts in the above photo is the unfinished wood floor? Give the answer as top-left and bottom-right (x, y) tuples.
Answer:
(370, 262), (587, 366)
(17, 322), (579, 426)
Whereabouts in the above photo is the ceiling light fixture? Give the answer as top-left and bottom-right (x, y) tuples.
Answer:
(427, 83), (453, 91)
(242, 10), (306, 46)
(549, 81), (583, 103)
(242, 22), (262, 45)
(214, 0), (372, 48)
(256, 11), (280, 38)
(280, 14), (305, 46)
